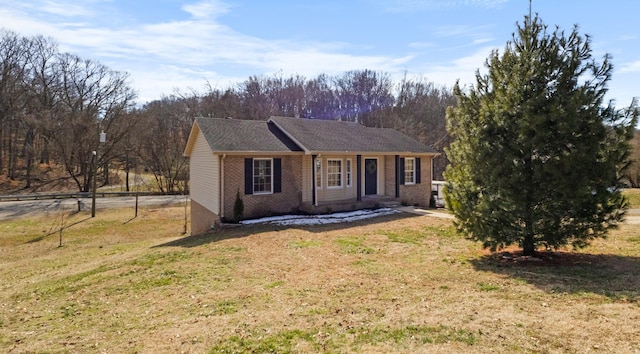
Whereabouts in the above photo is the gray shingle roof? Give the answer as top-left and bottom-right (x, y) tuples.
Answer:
(195, 117), (302, 153)
(268, 116), (437, 154)
(191, 116), (437, 155)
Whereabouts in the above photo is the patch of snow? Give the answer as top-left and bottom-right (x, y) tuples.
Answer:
(240, 208), (401, 226)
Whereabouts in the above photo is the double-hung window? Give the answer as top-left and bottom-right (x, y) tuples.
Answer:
(327, 159), (342, 188)
(404, 157), (415, 185)
(253, 158), (272, 194)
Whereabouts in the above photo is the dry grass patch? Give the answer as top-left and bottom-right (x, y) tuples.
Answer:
(623, 188), (640, 208)
(1, 207), (639, 353)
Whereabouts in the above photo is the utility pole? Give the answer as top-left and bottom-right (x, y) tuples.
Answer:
(91, 150), (97, 217)
(91, 130), (107, 217)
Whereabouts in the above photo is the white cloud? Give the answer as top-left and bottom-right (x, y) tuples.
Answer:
(619, 60), (640, 74)
(33, 0), (95, 17)
(129, 65), (240, 103)
(415, 46), (495, 88)
(472, 37), (493, 45)
(434, 24), (496, 42)
(409, 41), (435, 49)
(382, 0), (508, 12)
(258, 49), (414, 78)
(0, 0), (507, 102)
(617, 34), (637, 41)
(182, 0), (232, 19)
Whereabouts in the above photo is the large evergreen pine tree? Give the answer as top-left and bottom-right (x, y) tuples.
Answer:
(444, 15), (638, 256)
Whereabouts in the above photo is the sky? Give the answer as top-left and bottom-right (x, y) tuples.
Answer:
(0, 0), (638, 106)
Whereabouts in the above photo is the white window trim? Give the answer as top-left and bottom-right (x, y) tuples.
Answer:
(404, 157), (416, 185)
(315, 157), (322, 190)
(346, 158), (352, 188)
(327, 158), (343, 189)
(253, 158), (273, 195)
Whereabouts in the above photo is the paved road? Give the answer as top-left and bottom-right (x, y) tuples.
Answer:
(1, 198), (638, 224)
(0, 195), (188, 221)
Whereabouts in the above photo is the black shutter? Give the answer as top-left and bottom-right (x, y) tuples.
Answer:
(244, 158), (253, 195)
(399, 158), (405, 185)
(273, 158), (282, 193)
(416, 158), (421, 184)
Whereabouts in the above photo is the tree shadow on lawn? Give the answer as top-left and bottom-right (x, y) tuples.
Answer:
(154, 211), (420, 249)
(25, 216), (92, 244)
(470, 251), (640, 302)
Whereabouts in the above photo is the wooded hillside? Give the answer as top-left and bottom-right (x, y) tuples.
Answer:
(3, 29), (637, 194)
(0, 30), (455, 193)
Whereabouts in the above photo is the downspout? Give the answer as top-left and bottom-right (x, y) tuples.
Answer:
(431, 155), (433, 181)
(220, 154), (226, 219)
(431, 154), (434, 190)
(314, 154), (321, 207)
(395, 155), (400, 198)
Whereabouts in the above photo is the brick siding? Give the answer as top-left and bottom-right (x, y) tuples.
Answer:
(398, 156), (432, 206)
(223, 155), (303, 221)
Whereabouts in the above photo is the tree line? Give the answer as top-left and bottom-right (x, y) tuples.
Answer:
(140, 71), (457, 192)
(2, 28), (638, 195)
(0, 29), (457, 193)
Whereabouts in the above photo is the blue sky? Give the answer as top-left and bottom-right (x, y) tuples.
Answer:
(1, 0), (638, 106)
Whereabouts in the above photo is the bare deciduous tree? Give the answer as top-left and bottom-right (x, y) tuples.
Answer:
(41, 53), (136, 192)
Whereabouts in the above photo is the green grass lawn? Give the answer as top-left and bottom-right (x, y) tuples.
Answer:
(1, 204), (639, 353)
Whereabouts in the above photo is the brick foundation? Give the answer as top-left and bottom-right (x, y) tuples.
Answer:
(190, 199), (220, 235)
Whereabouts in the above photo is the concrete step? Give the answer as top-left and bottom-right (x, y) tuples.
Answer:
(379, 200), (401, 208)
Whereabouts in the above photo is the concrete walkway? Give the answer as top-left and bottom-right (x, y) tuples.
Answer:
(395, 206), (454, 219)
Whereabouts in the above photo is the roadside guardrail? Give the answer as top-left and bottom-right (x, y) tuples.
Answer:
(0, 191), (186, 202)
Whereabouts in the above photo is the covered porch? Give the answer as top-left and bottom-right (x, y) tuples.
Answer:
(300, 194), (401, 215)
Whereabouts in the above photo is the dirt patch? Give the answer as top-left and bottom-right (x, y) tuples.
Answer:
(0, 165), (78, 194)
(481, 249), (621, 267)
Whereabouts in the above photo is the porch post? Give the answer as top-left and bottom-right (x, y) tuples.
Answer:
(395, 155), (400, 198)
(356, 155), (362, 201)
(312, 154), (317, 206)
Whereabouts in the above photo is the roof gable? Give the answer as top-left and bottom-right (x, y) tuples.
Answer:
(187, 118), (302, 155)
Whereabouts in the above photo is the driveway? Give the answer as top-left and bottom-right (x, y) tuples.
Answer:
(0, 195), (188, 221)
(626, 209), (640, 225)
(397, 206), (640, 224)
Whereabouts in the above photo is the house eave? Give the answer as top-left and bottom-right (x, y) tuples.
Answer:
(205, 150), (439, 157)
(183, 121), (202, 157)
(211, 150), (304, 156)
(304, 150), (440, 156)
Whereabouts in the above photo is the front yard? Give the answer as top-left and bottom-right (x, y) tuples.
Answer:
(1, 202), (639, 353)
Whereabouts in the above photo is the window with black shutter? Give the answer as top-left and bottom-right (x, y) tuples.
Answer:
(244, 157), (282, 195)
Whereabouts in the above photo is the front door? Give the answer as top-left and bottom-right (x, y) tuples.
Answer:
(364, 158), (377, 195)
